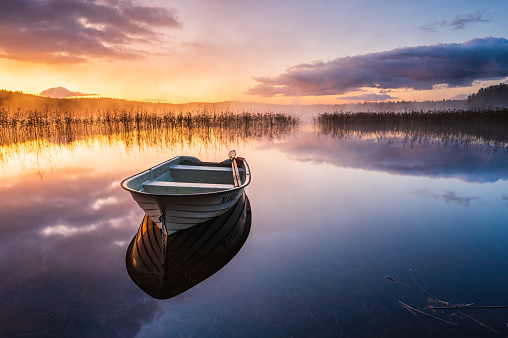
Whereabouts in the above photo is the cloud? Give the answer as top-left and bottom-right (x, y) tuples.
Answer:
(421, 11), (490, 32)
(40, 86), (98, 98)
(40, 224), (98, 237)
(0, 0), (181, 64)
(449, 94), (468, 100)
(415, 189), (478, 207)
(246, 37), (508, 97)
(339, 93), (398, 102)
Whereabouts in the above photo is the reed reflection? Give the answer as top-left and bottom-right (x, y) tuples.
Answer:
(126, 193), (251, 300)
(303, 109), (508, 183)
(0, 110), (300, 170)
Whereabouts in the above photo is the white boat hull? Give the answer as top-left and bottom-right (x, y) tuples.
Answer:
(121, 155), (251, 232)
(127, 186), (244, 230)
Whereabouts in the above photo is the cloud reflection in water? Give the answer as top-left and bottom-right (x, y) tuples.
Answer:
(275, 131), (508, 183)
(0, 114), (507, 336)
(0, 166), (155, 337)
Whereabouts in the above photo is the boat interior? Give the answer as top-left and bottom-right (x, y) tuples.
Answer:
(124, 156), (247, 195)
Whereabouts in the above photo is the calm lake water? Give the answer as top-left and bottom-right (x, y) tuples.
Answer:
(1, 118), (508, 337)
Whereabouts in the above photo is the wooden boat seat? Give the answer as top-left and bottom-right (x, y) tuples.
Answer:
(171, 165), (243, 172)
(142, 181), (235, 194)
(170, 165), (244, 185)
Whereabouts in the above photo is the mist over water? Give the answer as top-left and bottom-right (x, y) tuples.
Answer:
(0, 110), (507, 337)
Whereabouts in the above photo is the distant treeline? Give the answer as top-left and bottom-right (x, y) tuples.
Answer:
(467, 83), (508, 108)
(1, 83), (507, 117)
(0, 90), (211, 116)
(0, 90), (472, 114)
(330, 83), (508, 111)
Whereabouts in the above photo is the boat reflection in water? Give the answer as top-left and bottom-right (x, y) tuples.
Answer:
(126, 192), (251, 299)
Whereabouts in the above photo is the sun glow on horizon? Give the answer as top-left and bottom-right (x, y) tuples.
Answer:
(1, 1), (507, 106)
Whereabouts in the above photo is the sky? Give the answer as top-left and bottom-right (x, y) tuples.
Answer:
(0, 0), (507, 104)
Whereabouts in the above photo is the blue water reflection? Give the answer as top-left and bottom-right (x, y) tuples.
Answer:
(0, 127), (507, 337)
(278, 131), (508, 183)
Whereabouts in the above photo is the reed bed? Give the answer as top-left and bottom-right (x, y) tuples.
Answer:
(314, 108), (508, 150)
(0, 108), (300, 146)
(0, 109), (300, 164)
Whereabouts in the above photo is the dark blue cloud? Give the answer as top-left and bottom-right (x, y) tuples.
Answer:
(0, 0), (181, 64)
(421, 11), (491, 32)
(339, 93), (397, 102)
(415, 190), (478, 207)
(247, 37), (508, 97)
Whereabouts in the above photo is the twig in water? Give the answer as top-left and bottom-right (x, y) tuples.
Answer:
(410, 269), (508, 335)
(410, 270), (455, 307)
(428, 305), (508, 310)
(386, 276), (412, 289)
(399, 301), (417, 317)
(398, 301), (458, 326)
(457, 310), (507, 338)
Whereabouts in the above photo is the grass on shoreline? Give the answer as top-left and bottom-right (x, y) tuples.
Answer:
(314, 108), (508, 145)
(2, 107), (508, 152)
(0, 109), (301, 147)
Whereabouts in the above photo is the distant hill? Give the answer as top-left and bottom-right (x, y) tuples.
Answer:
(467, 83), (508, 108)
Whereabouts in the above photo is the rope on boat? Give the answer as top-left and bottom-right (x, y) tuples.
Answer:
(159, 213), (167, 266)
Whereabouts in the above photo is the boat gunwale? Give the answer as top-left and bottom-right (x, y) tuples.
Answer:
(120, 155), (251, 197)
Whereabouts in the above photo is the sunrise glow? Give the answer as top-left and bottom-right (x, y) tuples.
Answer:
(1, 1), (507, 104)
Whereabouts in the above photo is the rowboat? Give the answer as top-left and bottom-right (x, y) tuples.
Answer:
(120, 151), (250, 233)
(126, 192), (251, 299)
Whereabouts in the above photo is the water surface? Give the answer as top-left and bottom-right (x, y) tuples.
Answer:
(1, 119), (507, 337)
